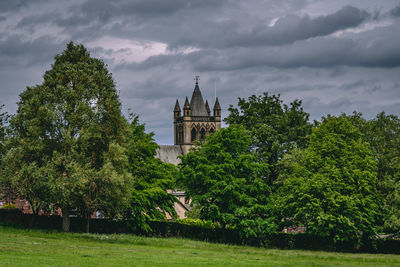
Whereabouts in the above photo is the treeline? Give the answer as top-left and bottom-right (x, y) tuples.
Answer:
(180, 95), (400, 244)
(1, 43), (399, 245)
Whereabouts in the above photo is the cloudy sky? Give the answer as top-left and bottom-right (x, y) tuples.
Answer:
(1, 0), (400, 144)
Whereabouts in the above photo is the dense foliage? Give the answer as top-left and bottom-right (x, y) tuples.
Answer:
(224, 93), (312, 182)
(126, 117), (177, 231)
(179, 126), (276, 239)
(0, 104), (8, 156)
(272, 115), (379, 242)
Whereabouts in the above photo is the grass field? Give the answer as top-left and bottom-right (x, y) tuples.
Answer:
(0, 225), (399, 266)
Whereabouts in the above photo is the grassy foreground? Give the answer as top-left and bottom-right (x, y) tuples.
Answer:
(0, 225), (399, 267)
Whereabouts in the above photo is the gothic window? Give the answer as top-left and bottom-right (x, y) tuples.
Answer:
(200, 128), (206, 140)
(209, 128), (215, 134)
(191, 128), (197, 141)
(179, 126), (183, 144)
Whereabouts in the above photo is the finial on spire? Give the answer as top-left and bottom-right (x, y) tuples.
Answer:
(194, 75), (200, 85)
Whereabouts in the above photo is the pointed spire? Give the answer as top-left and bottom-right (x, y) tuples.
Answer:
(213, 97), (221, 110)
(183, 96), (190, 109)
(205, 100), (210, 115)
(174, 99), (181, 112)
(190, 76), (208, 116)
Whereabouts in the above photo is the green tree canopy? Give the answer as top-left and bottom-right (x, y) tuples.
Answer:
(363, 112), (400, 232)
(179, 125), (275, 240)
(4, 42), (131, 232)
(272, 115), (379, 242)
(126, 117), (177, 232)
(224, 93), (312, 182)
(0, 104), (7, 153)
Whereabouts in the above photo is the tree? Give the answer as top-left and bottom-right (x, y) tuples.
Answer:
(224, 93), (312, 182)
(0, 104), (7, 155)
(4, 42), (131, 232)
(126, 117), (177, 232)
(272, 115), (379, 242)
(0, 104), (14, 203)
(364, 112), (400, 232)
(179, 125), (275, 240)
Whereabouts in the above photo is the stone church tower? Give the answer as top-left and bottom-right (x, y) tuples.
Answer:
(173, 76), (221, 154)
(155, 77), (221, 218)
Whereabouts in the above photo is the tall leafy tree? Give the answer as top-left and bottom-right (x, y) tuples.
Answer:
(179, 126), (275, 240)
(272, 115), (379, 242)
(0, 104), (7, 155)
(0, 104), (13, 203)
(4, 42), (131, 231)
(224, 93), (312, 182)
(364, 112), (400, 232)
(126, 117), (177, 232)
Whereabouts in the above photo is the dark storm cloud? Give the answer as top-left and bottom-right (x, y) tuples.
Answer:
(0, 35), (64, 67)
(120, 21), (400, 73)
(171, 5), (370, 48)
(0, 0), (29, 13)
(390, 3), (400, 17)
(49, 0), (224, 29)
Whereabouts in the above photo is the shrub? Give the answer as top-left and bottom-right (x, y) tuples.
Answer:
(2, 203), (17, 209)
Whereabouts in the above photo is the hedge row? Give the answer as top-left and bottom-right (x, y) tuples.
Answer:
(0, 209), (399, 254)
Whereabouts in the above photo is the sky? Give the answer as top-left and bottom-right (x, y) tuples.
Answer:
(1, 0), (400, 144)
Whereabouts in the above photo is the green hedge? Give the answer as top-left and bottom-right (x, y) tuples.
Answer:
(0, 209), (399, 254)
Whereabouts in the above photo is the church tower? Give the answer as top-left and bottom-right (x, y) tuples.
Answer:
(174, 76), (221, 154)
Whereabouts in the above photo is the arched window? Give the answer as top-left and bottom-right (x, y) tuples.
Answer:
(200, 128), (206, 140)
(209, 128), (215, 134)
(191, 128), (197, 141)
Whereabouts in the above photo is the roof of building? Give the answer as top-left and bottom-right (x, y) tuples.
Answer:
(155, 145), (184, 165)
(189, 83), (209, 116)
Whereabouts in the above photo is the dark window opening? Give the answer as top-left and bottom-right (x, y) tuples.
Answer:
(191, 128), (197, 141)
(200, 128), (206, 140)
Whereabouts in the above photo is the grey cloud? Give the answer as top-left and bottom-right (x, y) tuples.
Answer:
(62, 0), (224, 25)
(390, 3), (400, 17)
(0, 0), (29, 13)
(128, 25), (400, 72)
(193, 22), (400, 70)
(171, 5), (370, 49)
(0, 35), (64, 67)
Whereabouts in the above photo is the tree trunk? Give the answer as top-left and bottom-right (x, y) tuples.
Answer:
(62, 208), (70, 232)
(86, 213), (90, 233)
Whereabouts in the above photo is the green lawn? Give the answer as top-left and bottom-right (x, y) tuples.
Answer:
(0, 225), (399, 266)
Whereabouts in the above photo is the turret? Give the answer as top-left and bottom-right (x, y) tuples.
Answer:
(213, 97), (221, 118)
(205, 100), (211, 116)
(174, 99), (181, 118)
(183, 96), (191, 117)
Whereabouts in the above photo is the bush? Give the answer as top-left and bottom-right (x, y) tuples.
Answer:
(2, 203), (17, 209)
(175, 218), (221, 229)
